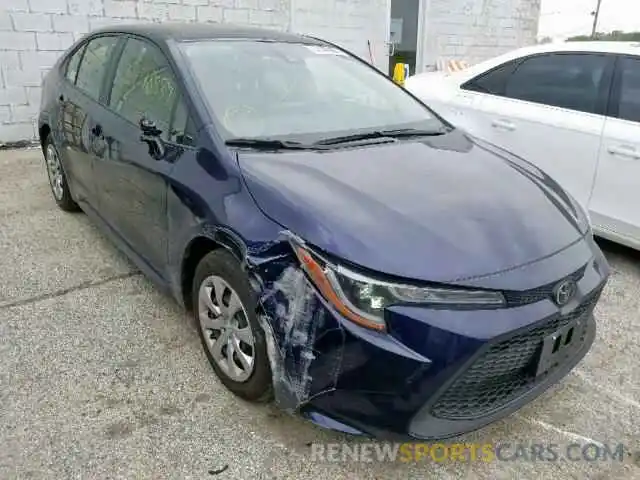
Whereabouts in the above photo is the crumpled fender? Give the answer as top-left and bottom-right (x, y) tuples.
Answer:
(245, 231), (346, 412)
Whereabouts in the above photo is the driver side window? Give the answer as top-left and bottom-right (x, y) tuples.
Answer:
(108, 37), (179, 139)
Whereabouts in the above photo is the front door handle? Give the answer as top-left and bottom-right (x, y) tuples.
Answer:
(491, 119), (516, 131)
(608, 145), (640, 160)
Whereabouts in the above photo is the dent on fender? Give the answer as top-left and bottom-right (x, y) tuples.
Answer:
(243, 231), (347, 413)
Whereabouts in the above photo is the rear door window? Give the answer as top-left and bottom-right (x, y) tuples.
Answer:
(75, 36), (119, 101)
(108, 37), (179, 139)
(614, 56), (640, 123)
(502, 53), (609, 114)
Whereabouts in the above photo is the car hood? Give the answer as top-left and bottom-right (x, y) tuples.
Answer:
(237, 131), (587, 284)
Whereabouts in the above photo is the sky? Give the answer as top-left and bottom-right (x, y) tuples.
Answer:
(539, 0), (640, 39)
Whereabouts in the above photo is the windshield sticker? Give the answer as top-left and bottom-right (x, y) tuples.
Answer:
(304, 45), (348, 56)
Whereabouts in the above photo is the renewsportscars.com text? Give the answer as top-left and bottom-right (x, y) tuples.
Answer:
(310, 442), (639, 464)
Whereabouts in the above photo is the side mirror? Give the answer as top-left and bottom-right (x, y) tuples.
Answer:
(139, 117), (166, 160)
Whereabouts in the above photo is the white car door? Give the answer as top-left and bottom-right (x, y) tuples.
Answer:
(455, 52), (614, 210)
(588, 55), (640, 248)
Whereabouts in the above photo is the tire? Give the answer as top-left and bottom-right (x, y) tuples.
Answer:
(43, 134), (80, 212)
(192, 249), (273, 402)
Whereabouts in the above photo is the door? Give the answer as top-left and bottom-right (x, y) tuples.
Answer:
(588, 55), (640, 245)
(388, 0), (422, 78)
(59, 35), (120, 206)
(459, 52), (614, 209)
(93, 36), (186, 273)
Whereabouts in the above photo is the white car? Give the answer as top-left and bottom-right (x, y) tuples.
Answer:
(405, 42), (640, 251)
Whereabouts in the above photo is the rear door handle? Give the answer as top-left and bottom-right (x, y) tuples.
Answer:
(608, 145), (640, 160)
(491, 119), (516, 131)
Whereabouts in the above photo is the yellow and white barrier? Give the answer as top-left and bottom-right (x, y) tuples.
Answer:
(435, 59), (470, 73)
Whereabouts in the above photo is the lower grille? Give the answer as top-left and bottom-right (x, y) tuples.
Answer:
(430, 285), (603, 420)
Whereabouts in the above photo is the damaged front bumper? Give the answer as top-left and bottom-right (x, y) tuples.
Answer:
(249, 236), (609, 441)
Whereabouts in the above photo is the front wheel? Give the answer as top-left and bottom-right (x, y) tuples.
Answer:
(192, 249), (273, 402)
(43, 134), (79, 212)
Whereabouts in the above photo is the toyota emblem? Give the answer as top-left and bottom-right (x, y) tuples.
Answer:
(553, 279), (577, 306)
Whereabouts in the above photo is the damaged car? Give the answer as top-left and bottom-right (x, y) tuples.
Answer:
(38, 23), (610, 440)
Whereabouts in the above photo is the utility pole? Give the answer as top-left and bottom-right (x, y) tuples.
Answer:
(591, 0), (603, 38)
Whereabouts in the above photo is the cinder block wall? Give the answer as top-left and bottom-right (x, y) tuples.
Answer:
(0, 0), (538, 144)
(0, 0), (389, 144)
(422, 0), (541, 69)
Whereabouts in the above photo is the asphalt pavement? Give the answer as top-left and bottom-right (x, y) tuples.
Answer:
(1, 147), (639, 479)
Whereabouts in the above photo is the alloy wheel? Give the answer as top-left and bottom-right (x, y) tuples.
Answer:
(45, 144), (64, 201)
(197, 275), (256, 382)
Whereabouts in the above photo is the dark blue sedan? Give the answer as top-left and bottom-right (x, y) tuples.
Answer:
(38, 23), (610, 440)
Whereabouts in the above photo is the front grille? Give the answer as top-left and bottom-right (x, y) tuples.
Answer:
(430, 285), (603, 420)
(502, 265), (587, 307)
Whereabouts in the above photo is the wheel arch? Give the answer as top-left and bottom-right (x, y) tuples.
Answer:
(39, 123), (51, 150)
(180, 227), (247, 310)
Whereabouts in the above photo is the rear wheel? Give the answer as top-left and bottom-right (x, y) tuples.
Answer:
(43, 134), (79, 212)
(192, 249), (273, 402)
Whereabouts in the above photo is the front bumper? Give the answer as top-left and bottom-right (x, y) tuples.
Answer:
(257, 236), (609, 440)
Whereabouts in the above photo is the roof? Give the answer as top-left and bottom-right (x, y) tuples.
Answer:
(89, 22), (322, 45)
(420, 40), (640, 84)
(510, 41), (640, 57)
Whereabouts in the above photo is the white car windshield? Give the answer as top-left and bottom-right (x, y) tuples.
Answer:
(180, 39), (443, 142)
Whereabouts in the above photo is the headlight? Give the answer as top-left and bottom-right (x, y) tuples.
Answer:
(291, 241), (505, 331)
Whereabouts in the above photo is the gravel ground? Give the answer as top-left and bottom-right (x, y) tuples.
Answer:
(1, 148), (639, 479)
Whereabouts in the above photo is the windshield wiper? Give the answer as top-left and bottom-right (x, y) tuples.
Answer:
(314, 127), (448, 146)
(225, 138), (314, 150)
(378, 127), (449, 137)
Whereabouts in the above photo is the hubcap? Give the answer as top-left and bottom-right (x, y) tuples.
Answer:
(198, 275), (255, 382)
(45, 144), (64, 201)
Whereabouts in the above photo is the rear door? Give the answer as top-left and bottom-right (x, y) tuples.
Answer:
(55, 41), (87, 200)
(588, 55), (640, 246)
(458, 52), (614, 209)
(59, 35), (121, 208)
(93, 35), (191, 274)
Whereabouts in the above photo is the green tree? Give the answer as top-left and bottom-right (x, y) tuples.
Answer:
(568, 30), (640, 41)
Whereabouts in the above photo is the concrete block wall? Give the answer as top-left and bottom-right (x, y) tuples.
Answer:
(292, 0), (390, 70)
(422, 0), (541, 69)
(0, 0), (389, 144)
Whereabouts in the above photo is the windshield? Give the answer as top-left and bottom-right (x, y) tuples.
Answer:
(180, 39), (444, 142)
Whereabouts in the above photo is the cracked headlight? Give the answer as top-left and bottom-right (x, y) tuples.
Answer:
(291, 242), (505, 331)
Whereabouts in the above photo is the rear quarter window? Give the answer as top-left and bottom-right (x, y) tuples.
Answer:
(462, 60), (520, 95)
